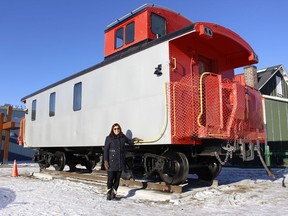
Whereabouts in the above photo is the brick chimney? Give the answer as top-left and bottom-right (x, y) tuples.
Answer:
(244, 65), (257, 88)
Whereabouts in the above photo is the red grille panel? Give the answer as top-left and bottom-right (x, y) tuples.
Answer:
(170, 72), (265, 144)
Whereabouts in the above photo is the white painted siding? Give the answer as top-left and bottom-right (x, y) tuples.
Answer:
(24, 42), (171, 147)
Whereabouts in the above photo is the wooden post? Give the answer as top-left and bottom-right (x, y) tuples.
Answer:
(1, 106), (15, 164)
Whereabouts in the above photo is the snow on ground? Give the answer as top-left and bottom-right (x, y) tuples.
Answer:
(1, 162), (288, 216)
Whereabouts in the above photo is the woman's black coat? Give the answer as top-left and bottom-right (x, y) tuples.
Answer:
(104, 135), (134, 171)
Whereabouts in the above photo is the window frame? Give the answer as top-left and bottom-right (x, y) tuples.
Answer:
(31, 99), (37, 121)
(125, 22), (135, 44)
(73, 82), (82, 111)
(115, 27), (124, 49)
(150, 13), (166, 37)
(275, 75), (283, 97)
(49, 92), (56, 117)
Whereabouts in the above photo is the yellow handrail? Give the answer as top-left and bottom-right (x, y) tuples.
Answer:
(172, 57), (177, 71)
(172, 83), (177, 137)
(197, 72), (212, 127)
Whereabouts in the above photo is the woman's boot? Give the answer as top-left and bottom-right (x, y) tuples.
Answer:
(111, 188), (116, 200)
(106, 189), (112, 200)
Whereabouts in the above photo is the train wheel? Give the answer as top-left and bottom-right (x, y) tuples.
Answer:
(196, 159), (222, 181)
(53, 151), (66, 171)
(85, 160), (97, 172)
(159, 151), (189, 185)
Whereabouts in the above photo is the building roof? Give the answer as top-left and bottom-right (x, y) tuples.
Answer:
(257, 64), (287, 90)
(235, 64), (287, 90)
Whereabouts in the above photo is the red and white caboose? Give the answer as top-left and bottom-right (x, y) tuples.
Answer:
(19, 4), (265, 184)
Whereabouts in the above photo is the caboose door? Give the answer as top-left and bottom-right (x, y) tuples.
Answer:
(169, 44), (197, 143)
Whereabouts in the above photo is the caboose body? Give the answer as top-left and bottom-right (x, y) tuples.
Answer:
(20, 4), (265, 184)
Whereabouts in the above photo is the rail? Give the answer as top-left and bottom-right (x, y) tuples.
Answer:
(197, 72), (218, 127)
(39, 169), (187, 193)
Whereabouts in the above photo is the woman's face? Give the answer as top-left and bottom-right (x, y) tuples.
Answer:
(113, 126), (120, 135)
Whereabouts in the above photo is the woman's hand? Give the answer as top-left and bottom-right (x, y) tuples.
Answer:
(104, 161), (109, 170)
(132, 137), (143, 143)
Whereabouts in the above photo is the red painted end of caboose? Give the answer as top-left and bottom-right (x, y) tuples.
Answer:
(234, 74), (246, 86)
(169, 22), (265, 144)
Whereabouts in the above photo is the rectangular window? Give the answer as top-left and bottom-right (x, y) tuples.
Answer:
(125, 22), (135, 44)
(198, 56), (213, 74)
(151, 13), (166, 37)
(73, 82), (82, 111)
(31, 99), (37, 121)
(115, 28), (124, 49)
(276, 76), (283, 96)
(49, 92), (56, 117)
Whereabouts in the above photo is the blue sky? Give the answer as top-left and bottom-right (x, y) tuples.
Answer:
(1, 0), (287, 106)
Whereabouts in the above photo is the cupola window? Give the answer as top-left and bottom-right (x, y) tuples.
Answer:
(151, 13), (166, 37)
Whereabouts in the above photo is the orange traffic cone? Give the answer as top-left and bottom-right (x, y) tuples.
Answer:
(12, 160), (19, 177)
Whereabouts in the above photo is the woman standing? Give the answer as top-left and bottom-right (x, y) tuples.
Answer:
(104, 123), (139, 200)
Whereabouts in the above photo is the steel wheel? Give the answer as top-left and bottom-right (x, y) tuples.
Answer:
(85, 159), (97, 172)
(159, 151), (189, 185)
(53, 151), (66, 171)
(196, 159), (222, 181)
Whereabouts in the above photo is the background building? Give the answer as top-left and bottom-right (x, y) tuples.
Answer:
(236, 64), (288, 166)
(0, 105), (34, 162)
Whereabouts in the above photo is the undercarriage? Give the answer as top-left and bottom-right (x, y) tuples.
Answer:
(33, 139), (267, 185)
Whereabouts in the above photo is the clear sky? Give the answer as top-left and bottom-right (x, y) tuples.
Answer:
(1, 0), (287, 107)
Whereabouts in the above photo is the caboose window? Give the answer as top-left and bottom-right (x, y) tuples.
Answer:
(49, 92), (56, 117)
(151, 13), (166, 37)
(115, 28), (124, 49)
(31, 99), (36, 121)
(73, 82), (82, 111)
(125, 22), (135, 44)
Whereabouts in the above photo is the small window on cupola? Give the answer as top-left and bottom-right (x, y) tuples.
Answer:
(115, 28), (124, 49)
(151, 13), (166, 37)
(126, 22), (135, 44)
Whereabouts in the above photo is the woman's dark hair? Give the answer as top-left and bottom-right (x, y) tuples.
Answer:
(109, 123), (124, 137)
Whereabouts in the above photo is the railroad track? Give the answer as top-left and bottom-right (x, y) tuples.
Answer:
(39, 169), (188, 193)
